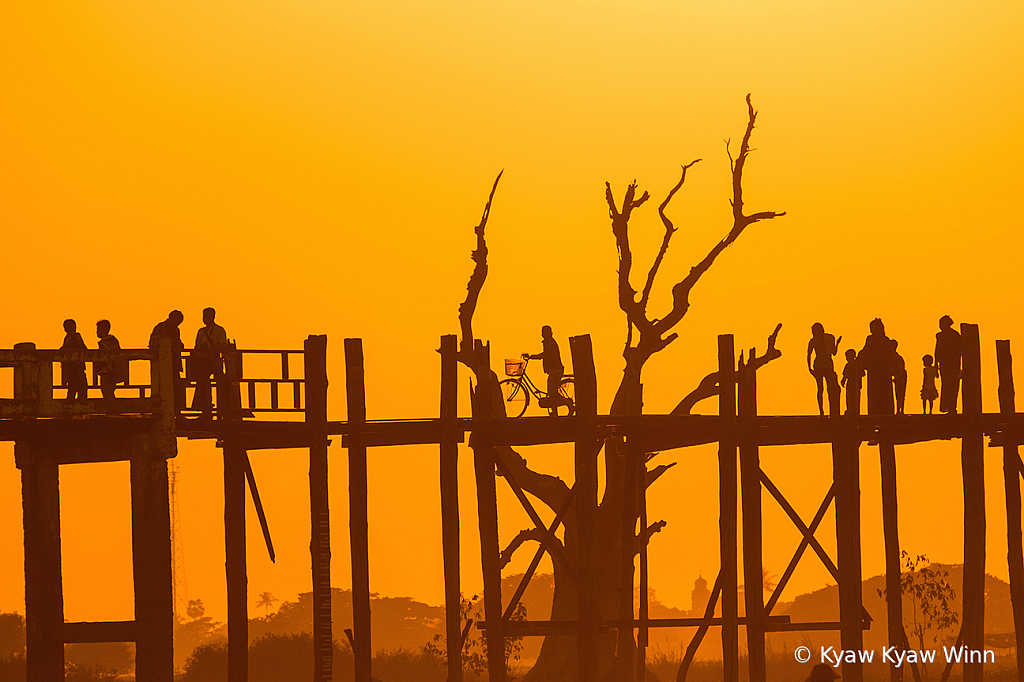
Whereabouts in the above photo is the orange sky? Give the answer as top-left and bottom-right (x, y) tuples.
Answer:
(2, 1), (1023, 628)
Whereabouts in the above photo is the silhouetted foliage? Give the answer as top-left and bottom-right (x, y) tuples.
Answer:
(65, 642), (134, 676)
(0, 612), (25, 659)
(180, 633), (354, 682)
(423, 594), (527, 678)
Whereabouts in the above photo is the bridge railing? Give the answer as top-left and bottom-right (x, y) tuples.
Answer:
(182, 347), (305, 415)
(0, 340), (176, 421)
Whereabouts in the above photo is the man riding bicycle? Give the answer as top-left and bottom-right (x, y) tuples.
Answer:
(523, 325), (569, 408)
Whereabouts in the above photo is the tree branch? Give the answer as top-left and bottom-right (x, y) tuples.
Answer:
(457, 170), (503, 368)
(646, 462), (676, 489)
(635, 520), (667, 554)
(653, 95), (785, 339)
(640, 159), (701, 310)
(606, 181), (652, 343)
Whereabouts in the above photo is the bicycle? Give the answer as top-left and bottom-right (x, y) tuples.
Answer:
(497, 356), (575, 418)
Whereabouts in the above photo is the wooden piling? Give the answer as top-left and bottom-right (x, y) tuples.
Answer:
(834, 417), (863, 681)
(995, 340), (1024, 678)
(16, 345), (64, 682)
(307, 335), (333, 681)
(21, 458), (64, 682)
(132, 451), (175, 682)
(738, 358), (766, 682)
(223, 443), (248, 682)
(439, 334), (462, 682)
(344, 337), (370, 682)
(718, 335), (739, 682)
(879, 439), (903, 682)
(471, 340), (506, 682)
(960, 324), (985, 682)
(570, 335), (599, 682)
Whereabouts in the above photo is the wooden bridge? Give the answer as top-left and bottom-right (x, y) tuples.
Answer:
(3, 325), (1023, 682)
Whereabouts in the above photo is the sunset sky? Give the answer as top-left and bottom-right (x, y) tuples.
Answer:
(2, 1), (1023, 632)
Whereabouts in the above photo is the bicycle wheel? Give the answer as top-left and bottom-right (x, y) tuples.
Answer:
(497, 378), (530, 418)
(556, 377), (575, 417)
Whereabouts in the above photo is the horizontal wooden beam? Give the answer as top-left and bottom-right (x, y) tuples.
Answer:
(479, 615), (792, 636)
(62, 621), (137, 643)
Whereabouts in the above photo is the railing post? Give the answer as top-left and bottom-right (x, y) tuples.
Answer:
(738, 356), (765, 682)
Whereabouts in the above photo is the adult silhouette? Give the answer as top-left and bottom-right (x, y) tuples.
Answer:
(523, 325), (566, 408)
(858, 318), (894, 416)
(934, 315), (962, 414)
(806, 323), (841, 416)
(190, 307), (228, 415)
(95, 320), (128, 399)
(60, 319), (88, 401)
(150, 310), (185, 410)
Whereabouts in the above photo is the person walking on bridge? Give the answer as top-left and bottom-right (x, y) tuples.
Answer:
(150, 310), (185, 410)
(190, 307), (228, 415)
(95, 320), (128, 399)
(60, 319), (88, 401)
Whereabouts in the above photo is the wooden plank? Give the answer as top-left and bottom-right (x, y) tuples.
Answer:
(131, 451), (174, 682)
(307, 335), (333, 682)
(439, 334), (462, 682)
(344, 337), (369, 682)
(718, 335), (739, 682)
(243, 454), (276, 562)
(223, 444), (248, 682)
(995, 340), (1024, 679)
(879, 440), (903, 682)
(472, 340), (506, 682)
(961, 324), (985, 682)
(62, 620), (137, 644)
(738, 361), (765, 682)
(570, 335), (599, 682)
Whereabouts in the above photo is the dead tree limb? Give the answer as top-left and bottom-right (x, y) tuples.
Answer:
(457, 170), (503, 368)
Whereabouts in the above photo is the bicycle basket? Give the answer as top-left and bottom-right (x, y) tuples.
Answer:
(505, 359), (525, 377)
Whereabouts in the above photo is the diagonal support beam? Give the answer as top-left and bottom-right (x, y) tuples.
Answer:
(502, 484), (578, 622)
(493, 455), (578, 584)
(763, 472), (838, 614)
(243, 453), (276, 563)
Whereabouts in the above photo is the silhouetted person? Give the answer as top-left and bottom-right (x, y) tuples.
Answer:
(150, 310), (185, 410)
(841, 348), (863, 416)
(95, 320), (128, 399)
(858, 318), (894, 416)
(891, 338), (907, 415)
(524, 325), (566, 408)
(935, 315), (962, 413)
(190, 307), (228, 415)
(60, 319), (88, 401)
(921, 354), (938, 414)
(806, 663), (839, 681)
(807, 323), (841, 416)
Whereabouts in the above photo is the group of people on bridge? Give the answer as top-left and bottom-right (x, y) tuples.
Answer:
(58, 307), (229, 414)
(807, 315), (963, 418)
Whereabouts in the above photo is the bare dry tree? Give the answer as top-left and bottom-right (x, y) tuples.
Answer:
(455, 94), (785, 682)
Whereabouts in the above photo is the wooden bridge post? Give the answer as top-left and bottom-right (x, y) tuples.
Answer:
(995, 340), (1024, 677)
(834, 401), (863, 681)
(439, 334), (462, 682)
(961, 324), (985, 682)
(471, 340), (506, 682)
(738, 356), (765, 682)
(307, 335), (333, 682)
(20, 457), (64, 682)
(343, 337), (370, 682)
(223, 443), (248, 682)
(570, 335), (599, 682)
(879, 438), (903, 682)
(14, 344), (64, 682)
(718, 334), (739, 682)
